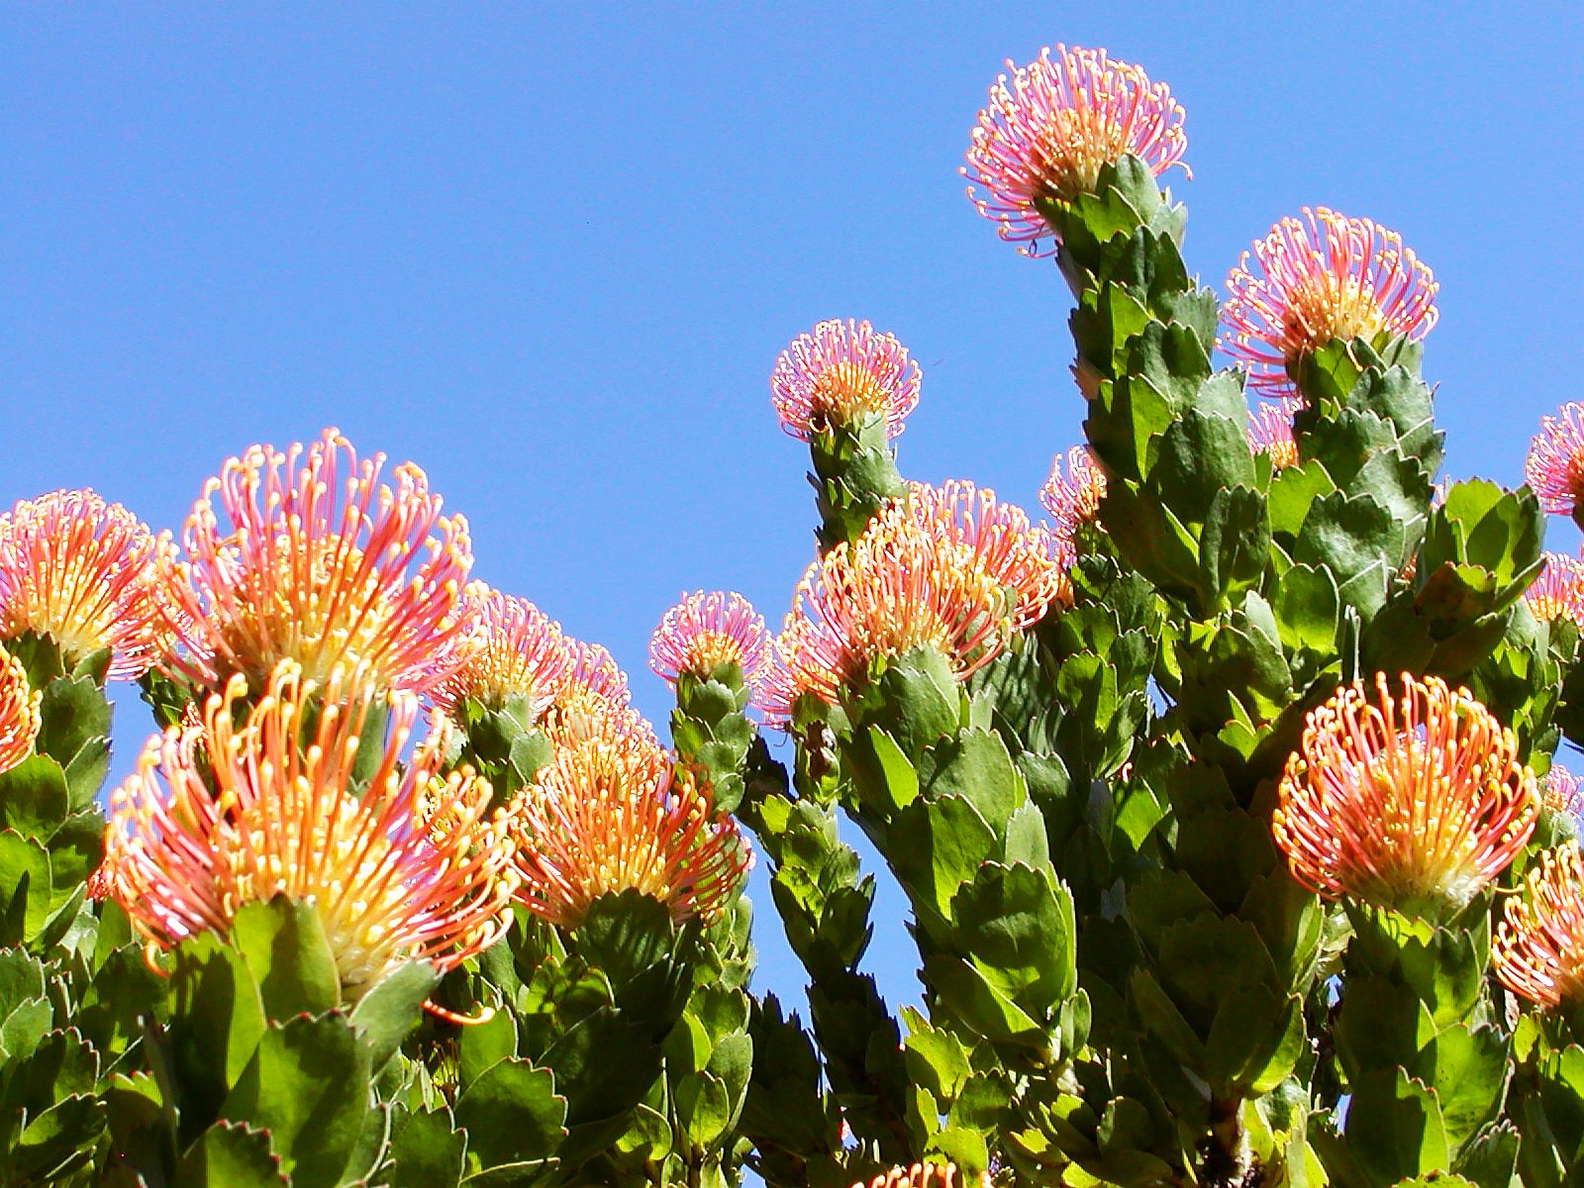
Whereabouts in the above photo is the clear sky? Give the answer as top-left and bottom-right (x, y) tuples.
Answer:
(7, 1), (1584, 1070)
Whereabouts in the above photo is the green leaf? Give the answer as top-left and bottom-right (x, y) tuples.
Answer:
(1417, 1024), (1508, 1151)
(454, 1057), (567, 1170)
(1204, 987), (1304, 1095)
(888, 793), (996, 939)
(0, 947), (50, 1061)
(921, 954), (1046, 1048)
(232, 896), (342, 1019)
(1294, 490), (1398, 617)
(10, 1094), (107, 1183)
(1273, 563), (1340, 655)
(389, 1106), (467, 1188)
(1345, 1069), (1449, 1185)
(950, 862), (1076, 1016)
(919, 728), (1022, 836)
(0, 755), (70, 841)
(348, 961), (440, 1073)
(34, 674), (112, 797)
(171, 934), (268, 1134)
(0, 828), (52, 943)
(458, 1001), (518, 1089)
(175, 1120), (288, 1187)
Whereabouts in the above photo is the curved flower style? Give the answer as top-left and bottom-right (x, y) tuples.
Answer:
(964, 44), (1189, 256)
(1493, 842), (1584, 1010)
(770, 319), (922, 442)
(851, 1165), (979, 1188)
(649, 590), (772, 692)
(1526, 403), (1584, 518)
(1272, 673), (1537, 914)
(163, 429), (474, 696)
(770, 482), (1067, 715)
(105, 660), (516, 996)
(0, 651), (41, 774)
(1542, 766), (1582, 818)
(1525, 553), (1584, 625)
(0, 490), (170, 680)
(510, 729), (749, 928)
(1247, 401), (1300, 471)
(1039, 446), (1107, 549)
(431, 584), (570, 723)
(1222, 208), (1440, 396)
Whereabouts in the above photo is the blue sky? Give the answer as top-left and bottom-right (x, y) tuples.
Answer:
(7, 2), (1583, 1055)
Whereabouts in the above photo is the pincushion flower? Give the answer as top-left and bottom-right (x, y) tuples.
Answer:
(0, 651), (41, 775)
(964, 44), (1189, 256)
(1526, 403), (1584, 519)
(769, 481), (1067, 715)
(431, 583), (570, 723)
(1222, 208), (1439, 396)
(510, 730), (749, 928)
(0, 490), (171, 680)
(1039, 446), (1107, 549)
(105, 660), (516, 997)
(851, 1166), (981, 1188)
(649, 590), (772, 692)
(1247, 401), (1301, 471)
(1493, 842), (1584, 1010)
(1542, 766), (1582, 818)
(162, 428), (474, 696)
(1525, 553), (1584, 625)
(1272, 673), (1537, 915)
(770, 319), (921, 441)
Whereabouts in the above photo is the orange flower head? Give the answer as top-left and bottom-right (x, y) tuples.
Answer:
(432, 583), (571, 722)
(851, 1165), (980, 1188)
(1039, 446), (1107, 549)
(105, 660), (516, 997)
(1526, 553), (1584, 625)
(1273, 673), (1536, 915)
(768, 481), (1068, 717)
(0, 490), (171, 680)
(510, 731), (749, 928)
(1543, 766), (1582, 818)
(1494, 842), (1584, 1009)
(964, 44), (1189, 256)
(0, 651), (41, 774)
(649, 590), (772, 692)
(1247, 400), (1301, 471)
(1222, 208), (1439, 396)
(164, 429), (474, 696)
(771, 319), (921, 442)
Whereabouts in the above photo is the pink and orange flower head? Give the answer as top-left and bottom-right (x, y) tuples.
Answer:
(0, 489), (171, 680)
(964, 44), (1188, 256)
(771, 319), (921, 442)
(1526, 403), (1584, 520)
(0, 651), (41, 775)
(1273, 673), (1537, 917)
(649, 590), (772, 694)
(1039, 446), (1107, 550)
(163, 429), (474, 697)
(1525, 553), (1584, 626)
(1247, 401), (1301, 471)
(432, 583), (570, 723)
(851, 1165), (981, 1188)
(1494, 842), (1584, 1010)
(510, 730), (749, 929)
(105, 660), (516, 998)
(769, 481), (1068, 717)
(1542, 766), (1583, 819)
(1222, 208), (1439, 397)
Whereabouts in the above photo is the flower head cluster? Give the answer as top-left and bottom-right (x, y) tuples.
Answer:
(1273, 673), (1537, 915)
(1222, 208), (1439, 396)
(1526, 403), (1584, 518)
(1543, 766), (1582, 819)
(1526, 553), (1584, 625)
(0, 652), (41, 775)
(964, 44), (1189, 256)
(851, 1166), (980, 1188)
(1247, 401), (1301, 471)
(1039, 446), (1107, 550)
(650, 590), (772, 694)
(163, 429), (474, 696)
(770, 481), (1067, 715)
(105, 661), (516, 996)
(432, 584), (570, 722)
(510, 727), (748, 929)
(0, 490), (170, 680)
(770, 319), (921, 442)
(1494, 842), (1584, 1010)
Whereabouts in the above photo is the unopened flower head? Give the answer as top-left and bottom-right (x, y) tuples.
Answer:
(105, 660), (516, 997)
(510, 731), (749, 928)
(1039, 446), (1107, 549)
(1494, 842), (1584, 1010)
(1273, 673), (1536, 915)
(649, 590), (772, 692)
(0, 490), (171, 680)
(1222, 208), (1439, 396)
(164, 429), (474, 696)
(1525, 553), (1584, 625)
(771, 319), (921, 441)
(851, 1165), (981, 1188)
(769, 482), (1068, 716)
(1526, 403), (1584, 518)
(432, 583), (570, 723)
(1543, 766), (1582, 819)
(1247, 400), (1301, 471)
(0, 651), (40, 775)
(964, 44), (1188, 256)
